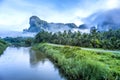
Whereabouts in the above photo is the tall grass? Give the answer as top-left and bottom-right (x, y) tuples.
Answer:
(33, 43), (120, 80)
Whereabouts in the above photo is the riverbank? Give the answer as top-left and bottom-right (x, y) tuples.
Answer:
(0, 39), (8, 55)
(33, 43), (120, 80)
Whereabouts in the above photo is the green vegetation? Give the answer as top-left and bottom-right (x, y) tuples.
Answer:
(4, 37), (34, 47)
(81, 47), (120, 54)
(0, 39), (8, 55)
(33, 43), (120, 80)
(1, 27), (119, 79)
(35, 28), (120, 50)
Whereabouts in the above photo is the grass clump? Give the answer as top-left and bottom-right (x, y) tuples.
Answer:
(33, 43), (120, 80)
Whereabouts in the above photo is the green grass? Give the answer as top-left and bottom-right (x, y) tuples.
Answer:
(0, 39), (8, 55)
(81, 47), (120, 54)
(33, 43), (120, 80)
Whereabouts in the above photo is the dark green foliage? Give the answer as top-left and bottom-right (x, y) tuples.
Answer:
(0, 39), (8, 55)
(34, 29), (120, 50)
(35, 30), (52, 43)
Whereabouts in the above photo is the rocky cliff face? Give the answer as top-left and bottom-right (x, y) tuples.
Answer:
(25, 16), (48, 32)
(24, 16), (82, 33)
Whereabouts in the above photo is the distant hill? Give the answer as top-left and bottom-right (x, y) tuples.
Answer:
(84, 9), (120, 31)
(24, 16), (86, 33)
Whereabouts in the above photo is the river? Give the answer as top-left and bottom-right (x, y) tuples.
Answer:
(0, 47), (65, 80)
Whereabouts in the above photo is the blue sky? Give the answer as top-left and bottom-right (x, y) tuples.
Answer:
(0, 0), (120, 31)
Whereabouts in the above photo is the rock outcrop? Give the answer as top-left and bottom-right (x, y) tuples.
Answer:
(79, 24), (88, 29)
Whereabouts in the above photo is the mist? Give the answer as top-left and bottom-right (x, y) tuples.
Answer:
(0, 31), (36, 38)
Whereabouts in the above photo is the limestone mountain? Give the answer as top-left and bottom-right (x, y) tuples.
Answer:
(24, 16), (81, 33)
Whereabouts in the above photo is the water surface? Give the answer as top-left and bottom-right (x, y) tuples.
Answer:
(0, 47), (64, 80)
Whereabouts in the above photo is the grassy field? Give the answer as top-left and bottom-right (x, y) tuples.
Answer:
(0, 39), (8, 55)
(33, 43), (120, 80)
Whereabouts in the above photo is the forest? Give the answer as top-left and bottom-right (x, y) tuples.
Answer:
(35, 28), (120, 50)
(3, 37), (33, 47)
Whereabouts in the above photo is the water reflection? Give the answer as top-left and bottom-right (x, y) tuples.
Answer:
(29, 50), (68, 80)
(0, 47), (65, 80)
(29, 50), (46, 67)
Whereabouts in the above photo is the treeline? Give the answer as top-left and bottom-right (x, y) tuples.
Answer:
(4, 37), (33, 47)
(35, 28), (120, 50)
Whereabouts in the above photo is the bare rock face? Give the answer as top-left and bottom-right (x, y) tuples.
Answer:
(29, 16), (41, 27)
(26, 16), (48, 32)
(79, 24), (88, 29)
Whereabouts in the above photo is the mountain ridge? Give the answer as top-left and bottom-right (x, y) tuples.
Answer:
(24, 9), (120, 33)
(24, 16), (87, 33)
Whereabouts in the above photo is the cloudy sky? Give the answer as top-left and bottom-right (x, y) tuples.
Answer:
(0, 0), (120, 31)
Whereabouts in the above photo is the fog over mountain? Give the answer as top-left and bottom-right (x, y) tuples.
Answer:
(0, 31), (36, 38)
(2, 8), (120, 38)
(24, 16), (89, 33)
(25, 8), (120, 33)
(84, 8), (120, 31)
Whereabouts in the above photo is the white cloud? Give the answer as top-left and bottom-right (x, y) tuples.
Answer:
(0, 0), (120, 31)
(105, 0), (120, 9)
